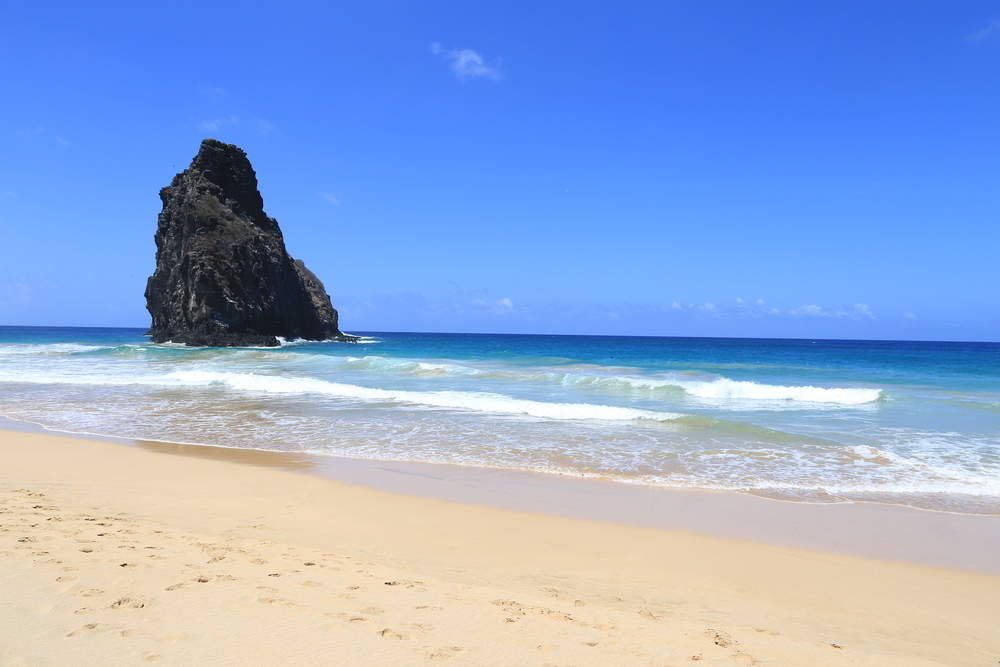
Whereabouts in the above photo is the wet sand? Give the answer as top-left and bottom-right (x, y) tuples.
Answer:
(1, 427), (999, 665)
(5, 415), (999, 573)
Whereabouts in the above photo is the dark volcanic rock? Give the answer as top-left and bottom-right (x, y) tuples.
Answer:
(145, 139), (357, 347)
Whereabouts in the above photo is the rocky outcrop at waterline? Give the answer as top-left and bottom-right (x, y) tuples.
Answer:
(144, 139), (356, 347)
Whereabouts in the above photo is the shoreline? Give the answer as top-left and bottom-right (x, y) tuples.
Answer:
(3, 414), (999, 574)
(1, 426), (998, 664)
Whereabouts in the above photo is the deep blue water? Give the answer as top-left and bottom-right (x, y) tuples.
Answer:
(1, 326), (998, 512)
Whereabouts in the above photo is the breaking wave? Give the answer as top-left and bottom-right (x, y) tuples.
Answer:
(0, 343), (107, 356)
(335, 356), (883, 405)
(0, 369), (686, 423)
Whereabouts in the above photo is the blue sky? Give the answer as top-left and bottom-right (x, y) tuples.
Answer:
(1, 2), (997, 341)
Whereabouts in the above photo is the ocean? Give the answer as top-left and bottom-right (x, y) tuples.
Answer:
(1, 326), (997, 514)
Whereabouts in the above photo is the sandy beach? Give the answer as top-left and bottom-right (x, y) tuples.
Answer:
(1, 428), (998, 666)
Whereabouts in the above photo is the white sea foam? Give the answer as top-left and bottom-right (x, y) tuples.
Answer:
(277, 336), (378, 346)
(670, 378), (882, 404)
(0, 369), (685, 423)
(0, 343), (106, 355)
(333, 355), (883, 405)
(165, 371), (686, 422)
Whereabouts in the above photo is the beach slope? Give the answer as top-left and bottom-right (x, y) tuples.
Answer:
(1, 430), (997, 665)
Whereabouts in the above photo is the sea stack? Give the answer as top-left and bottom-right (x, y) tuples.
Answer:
(145, 139), (356, 347)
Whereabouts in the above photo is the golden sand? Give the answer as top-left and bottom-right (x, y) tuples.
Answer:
(1, 430), (997, 665)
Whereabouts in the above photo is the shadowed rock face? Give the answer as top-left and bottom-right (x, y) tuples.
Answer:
(145, 139), (356, 347)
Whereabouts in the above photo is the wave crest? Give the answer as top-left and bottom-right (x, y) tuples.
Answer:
(0, 343), (107, 356)
(334, 355), (883, 405)
(0, 368), (685, 423)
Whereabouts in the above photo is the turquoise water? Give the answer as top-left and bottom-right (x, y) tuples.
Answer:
(1, 326), (998, 513)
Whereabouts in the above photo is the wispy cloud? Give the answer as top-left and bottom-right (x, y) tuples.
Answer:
(967, 19), (1000, 42)
(319, 192), (341, 206)
(668, 298), (875, 320)
(670, 300), (740, 317)
(789, 303), (875, 320)
(198, 115), (240, 132)
(472, 296), (515, 313)
(253, 117), (276, 134)
(16, 126), (70, 146)
(197, 115), (275, 134)
(430, 42), (502, 81)
(903, 311), (918, 321)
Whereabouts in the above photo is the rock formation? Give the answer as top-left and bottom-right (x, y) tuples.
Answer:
(145, 139), (356, 347)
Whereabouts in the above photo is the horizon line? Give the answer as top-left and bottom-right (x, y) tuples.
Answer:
(0, 323), (996, 346)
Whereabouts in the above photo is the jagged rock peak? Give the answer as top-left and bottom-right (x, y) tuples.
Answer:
(144, 138), (357, 347)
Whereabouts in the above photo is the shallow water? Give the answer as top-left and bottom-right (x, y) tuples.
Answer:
(1, 326), (998, 513)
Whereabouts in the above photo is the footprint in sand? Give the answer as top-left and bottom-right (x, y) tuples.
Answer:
(109, 597), (146, 609)
(492, 599), (575, 624)
(706, 628), (735, 648)
(640, 608), (670, 621)
(426, 646), (464, 660)
(377, 628), (406, 640)
(257, 597), (297, 608)
(66, 623), (101, 637)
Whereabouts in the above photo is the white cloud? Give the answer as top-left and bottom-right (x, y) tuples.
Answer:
(669, 301), (720, 316)
(253, 117), (276, 134)
(668, 298), (875, 321)
(472, 296), (514, 313)
(791, 304), (828, 317)
(903, 311), (918, 320)
(199, 115), (240, 132)
(197, 115), (275, 134)
(967, 19), (1000, 42)
(790, 303), (875, 320)
(16, 126), (70, 146)
(430, 42), (502, 81)
(320, 192), (341, 206)
(851, 303), (875, 320)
